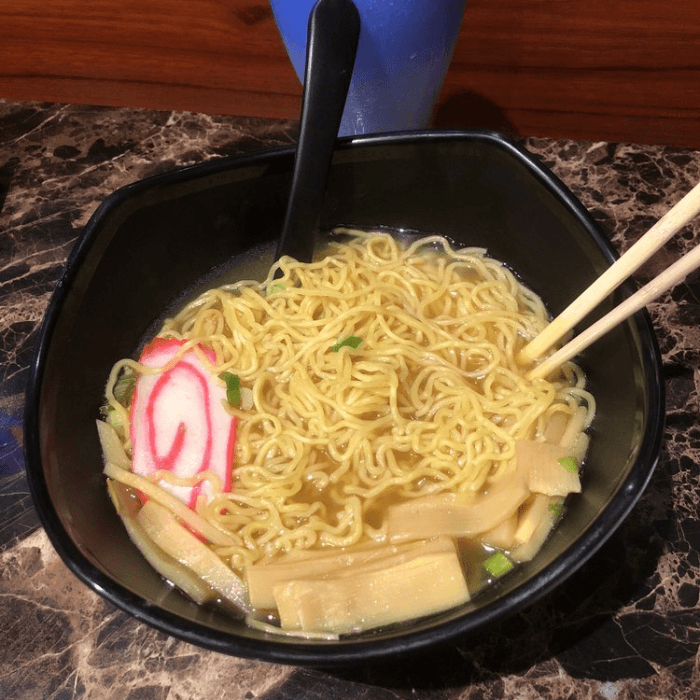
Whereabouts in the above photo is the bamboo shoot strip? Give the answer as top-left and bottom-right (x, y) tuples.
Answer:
(528, 240), (700, 379)
(519, 180), (700, 363)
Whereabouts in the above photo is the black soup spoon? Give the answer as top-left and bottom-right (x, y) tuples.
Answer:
(274, 0), (361, 265)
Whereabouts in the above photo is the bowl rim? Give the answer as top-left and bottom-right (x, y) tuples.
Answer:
(23, 129), (666, 666)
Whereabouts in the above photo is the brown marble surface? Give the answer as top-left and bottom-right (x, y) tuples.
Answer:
(1, 100), (700, 699)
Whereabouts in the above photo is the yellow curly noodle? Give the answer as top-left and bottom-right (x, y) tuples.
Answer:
(105, 231), (595, 580)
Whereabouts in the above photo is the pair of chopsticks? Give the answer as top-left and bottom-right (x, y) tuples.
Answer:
(523, 180), (700, 380)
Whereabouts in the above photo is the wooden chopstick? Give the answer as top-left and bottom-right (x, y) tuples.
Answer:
(527, 240), (700, 379)
(519, 180), (700, 365)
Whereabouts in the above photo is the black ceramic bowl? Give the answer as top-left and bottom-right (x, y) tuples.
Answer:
(25, 131), (664, 666)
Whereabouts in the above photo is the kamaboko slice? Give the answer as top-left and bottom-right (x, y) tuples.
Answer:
(130, 337), (236, 509)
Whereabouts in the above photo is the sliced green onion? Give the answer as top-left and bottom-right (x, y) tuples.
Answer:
(549, 502), (563, 519)
(558, 456), (578, 472)
(269, 282), (287, 294)
(113, 370), (136, 405)
(484, 552), (514, 578)
(219, 372), (242, 407)
(331, 336), (363, 352)
(103, 404), (125, 432)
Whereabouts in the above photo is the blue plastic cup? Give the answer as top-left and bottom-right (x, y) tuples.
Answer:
(271, 0), (467, 136)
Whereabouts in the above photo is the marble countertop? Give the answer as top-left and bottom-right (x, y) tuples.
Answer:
(1, 100), (700, 700)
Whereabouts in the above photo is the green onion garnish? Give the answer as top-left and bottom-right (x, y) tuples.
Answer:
(549, 502), (563, 519)
(331, 336), (363, 352)
(219, 372), (242, 407)
(113, 370), (136, 404)
(484, 552), (514, 578)
(558, 456), (578, 472)
(103, 404), (125, 431)
(269, 282), (287, 294)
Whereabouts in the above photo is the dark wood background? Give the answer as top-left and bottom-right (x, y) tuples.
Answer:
(2, 0), (699, 148)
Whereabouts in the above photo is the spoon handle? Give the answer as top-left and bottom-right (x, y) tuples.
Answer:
(275, 0), (361, 263)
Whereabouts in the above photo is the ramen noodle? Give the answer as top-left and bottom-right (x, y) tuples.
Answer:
(98, 231), (595, 637)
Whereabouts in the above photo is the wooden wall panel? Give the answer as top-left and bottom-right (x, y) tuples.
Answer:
(1, 0), (699, 147)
